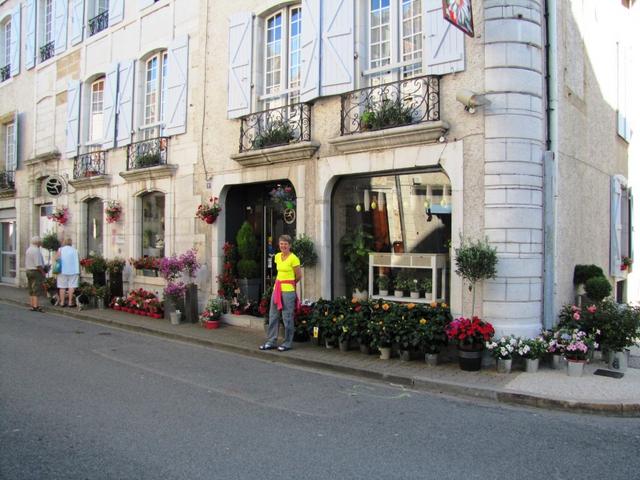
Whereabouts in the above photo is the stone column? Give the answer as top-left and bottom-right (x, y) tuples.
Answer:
(483, 0), (545, 338)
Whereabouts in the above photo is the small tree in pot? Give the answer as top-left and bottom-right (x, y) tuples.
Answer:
(454, 236), (498, 317)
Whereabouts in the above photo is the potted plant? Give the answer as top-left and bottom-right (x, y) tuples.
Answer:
(369, 300), (398, 359)
(393, 276), (409, 298)
(446, 316), (495, 371)
(563, 329), (597, 377)
(486, 336), (518, 374)
(41, 231), (61, 253)
(584, 276), (612, 302)
(291, 234), (317, 267)
(420, 278), (433, 300)
(294, 304), (314, 342)
(105, 200), (122, 224)
(76, 282), (97, 309)
(144, 297), (163, 318)
(48, 206), (70, 225)
(200, 297), (224, 329)
(340, 227), (373, 300)
(94, 286), (107, 309)
(395, 306), (418, 361)
(546, 328), (567, 370)
(236, 221), (260, 302)
(572, 264), (605, 303)
(621, 256), (633, 272)
(596, 300), (640, 373)
(217, 242), (238, 301)
(376, 275), (390, 296)
(163, 282), (186, 324)
(131, 256), (160, 276)
(414, 307), (451, 366)
(196, 197), (222, 224)
(455, 236), (498, 317)
(178, 249), (201, 324)
(409, 278), (420, 299)
(517, 336), (548, 373)
(253, 120), (294, 149)
(80, 254), (107, 286)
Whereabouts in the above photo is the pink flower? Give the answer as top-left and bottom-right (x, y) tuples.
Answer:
(587, 305), (596, 313)
(573, 312), (580, 321)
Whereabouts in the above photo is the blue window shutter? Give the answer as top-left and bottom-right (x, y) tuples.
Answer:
(424, 0), (465, 75)
(102, 63), (118, 149)
(71, 0), (85, 46)
(54, 0), (68, 55)
(319, 0), (354, 96)
(611, 176), (623, 277)
(109, 0), (124, 26)
(165, 36), (189, 136)
(116, 60), (135, 147)
(227, 12), (253, 119)
(66, 81), (81, 154)
(9, 4), (21, 76)
(25, 0), (36, 69)
(299, 0), (320, 103)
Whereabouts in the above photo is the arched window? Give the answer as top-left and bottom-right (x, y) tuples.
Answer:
(141, 192), (165, 257)
(86, 198), (104, 256)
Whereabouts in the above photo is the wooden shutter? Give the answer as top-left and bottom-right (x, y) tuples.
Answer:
(54, 0), (68, 55)
(424, 0), (464, 75)
(109, 0), (124, 26)
(164, 36), (189, 136)
(611, 176), (623, 277)
(320, 0), (354, 96)
(66, 81), (81, 154)
(9, 4), (20, 76)
(70, 0), (85, 46)
(139, 0), (155, 9)
(227, 12), (253, 119)
(116, 60), (135, 147)
(299, 0), (321, 102)
(25, 0), (36, 69)
(102, 64), (118, 149)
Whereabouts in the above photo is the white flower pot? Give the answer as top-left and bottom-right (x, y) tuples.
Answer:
(425, 353), (438, 366)
(423, 292), (432, 300)
(378, 289), (388, 297)
(394, 290), (404, 298)
(497, 358), (512, 374)
(170, 311), (181, 325)
(552, 354), (565, 370)
(524, 358), (539, 373)
(608, 350), (629, 373)
(410, 291), (420, 299)
(566, 360), (585, 377)
(379, 347), (391, 360)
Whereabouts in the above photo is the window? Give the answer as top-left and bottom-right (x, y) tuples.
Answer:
(1, 19), (10, 68)
(4, 121), (15, 171)
(43, 0), (53, 45)
(142, 51), (168, 137)
(367, 0), (423, 83)
(262, 6), (302, 108)
(88, 0), (110, 36)
(89, 79), (105, 144)
(0, 220), (16, 282)
(332, 170), (451, 297)
(141, 192), (165, 258)
(86, 198), (104, 256)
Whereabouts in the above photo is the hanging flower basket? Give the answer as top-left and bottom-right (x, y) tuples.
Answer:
(48, 206), (70, 225)
(196, 197), (222, 224)
(269, 185), (296, 211)
(105, 200), (123, 224)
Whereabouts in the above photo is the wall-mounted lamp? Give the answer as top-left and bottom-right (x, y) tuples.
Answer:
(456, 89), (490, 114)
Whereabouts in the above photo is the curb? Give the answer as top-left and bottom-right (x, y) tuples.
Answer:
(4, 297), (640, 417)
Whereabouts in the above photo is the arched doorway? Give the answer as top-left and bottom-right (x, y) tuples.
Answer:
(225, 180), (297, 300)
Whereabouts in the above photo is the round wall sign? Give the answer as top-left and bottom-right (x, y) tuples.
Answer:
(283, 208), (296, 225)
(44, 176), (65, 196)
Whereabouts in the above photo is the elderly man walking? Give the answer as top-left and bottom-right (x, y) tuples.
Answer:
(25, 236), (46, 312)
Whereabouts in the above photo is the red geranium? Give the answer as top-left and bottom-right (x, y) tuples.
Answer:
(446, 316), (495, 347)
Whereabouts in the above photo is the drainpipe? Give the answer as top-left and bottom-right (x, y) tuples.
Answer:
(543, 0), (559, 330)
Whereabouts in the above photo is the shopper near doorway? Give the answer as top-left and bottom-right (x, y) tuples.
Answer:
(260, 234), (301, 352)
(55, 238), (80, 307)
(25, 236), (46, 312)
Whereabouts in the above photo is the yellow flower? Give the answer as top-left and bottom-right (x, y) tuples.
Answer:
(441, 303), (448, 308)
(339, 314), (344, 319)
(332, 316), (337, 323)
(407, 303), (416, 310)
(382, 303), (390, 311)
(420, 318), (427, 325)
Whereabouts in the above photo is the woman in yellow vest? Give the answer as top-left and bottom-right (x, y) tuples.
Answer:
(259, 235), (301, 352)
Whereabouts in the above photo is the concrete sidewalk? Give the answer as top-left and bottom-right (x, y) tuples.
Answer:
(2, 283), (639, 416)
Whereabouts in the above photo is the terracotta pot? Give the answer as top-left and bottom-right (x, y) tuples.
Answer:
(205, 215), (216, 224)
(204, 320), (220, 329)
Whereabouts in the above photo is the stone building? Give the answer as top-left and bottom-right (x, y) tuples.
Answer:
(1, 0), (636, 336)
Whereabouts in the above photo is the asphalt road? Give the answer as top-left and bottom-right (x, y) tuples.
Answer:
(2, 302), (640, 480)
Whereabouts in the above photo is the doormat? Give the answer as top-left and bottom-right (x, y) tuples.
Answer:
(593, 369), (624, 379)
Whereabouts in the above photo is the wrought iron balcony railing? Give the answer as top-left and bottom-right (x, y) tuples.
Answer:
(0, 65), (10, 82)
(127, 137), (168, 170)
(0, 170), (15, 190)
(73, 150), (106, 178)
(88, 11), (109, 36)
(40, 41), (55, 62)
(239, 103), (311, 153)
(339, 75), (440, 136)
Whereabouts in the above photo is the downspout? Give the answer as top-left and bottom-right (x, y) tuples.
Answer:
(543, 0), (559, 330)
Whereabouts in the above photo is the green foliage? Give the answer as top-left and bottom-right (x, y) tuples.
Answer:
(584, 276), (612, 301)
(340, 227), (373, 292)
(236, 221), (258, 279)
(420, 278), (433, 293)
(597, 301), (640, 351)
(360, 98), (414, 131)
(41, 231), (61, 252)
(573, 264), (605, 286)
(136, 152), (161, 168)
(252, 120), (294, 149)
(106, 258), (126, 273)
(455, 236), (498, 316)
(292, 234), (318, 267)
(376, 275), (390, 290)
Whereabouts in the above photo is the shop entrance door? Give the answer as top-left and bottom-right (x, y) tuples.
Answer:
(263, 197), (296, 292)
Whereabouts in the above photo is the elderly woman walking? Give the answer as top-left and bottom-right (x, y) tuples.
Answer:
(259, 234), (301, 352)
(55, 238), (80, 307)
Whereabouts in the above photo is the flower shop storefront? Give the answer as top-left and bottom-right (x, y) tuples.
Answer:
(224, 181), (297, 301)
(332, 170), (452, 302)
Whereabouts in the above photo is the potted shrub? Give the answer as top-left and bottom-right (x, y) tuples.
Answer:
(573, 264), (605, 304)
(446, 316), (495, 371)
(340, 227), (373, 300)
(291, 234), (317, 268)
(196, 197), (222, 224)
(236, 221), (260, 302)
(584, 276), (612, 302)
(376, 275), (390, 296)
(369, 300), (398, 359)
(414, 306), (451, 366)
(393, 277), (409, 298)
(395, 305), (418, 361)
(200, 298), (224, 329)
(455, 236), (498, 317)
(486, 336), (518, 374)
(420, 278), (433, 300)
(517, 336), (548, 373)
(163, 282), (186, 324)
(596, 300), (640, 373)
